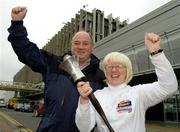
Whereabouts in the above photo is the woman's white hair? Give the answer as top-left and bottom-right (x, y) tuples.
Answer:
(102, 52), (133, 84)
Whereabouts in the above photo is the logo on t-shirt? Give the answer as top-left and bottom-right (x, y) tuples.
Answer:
(117, 99), (132, 113)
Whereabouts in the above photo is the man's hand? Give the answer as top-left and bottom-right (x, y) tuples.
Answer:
(11, 6), (27, 21)
(144, 32), (161, 53)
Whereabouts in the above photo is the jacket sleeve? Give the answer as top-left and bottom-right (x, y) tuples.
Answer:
(137, 52), (178, 109)
(7, 21), (47, 74)
(75, 99), (96, 132)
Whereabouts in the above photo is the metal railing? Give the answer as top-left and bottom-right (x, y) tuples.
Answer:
(0, 81), (42, 92)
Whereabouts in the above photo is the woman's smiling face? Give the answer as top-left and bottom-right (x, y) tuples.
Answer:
(105, 61), (127, 86)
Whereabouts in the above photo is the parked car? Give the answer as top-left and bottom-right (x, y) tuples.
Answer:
(33, 99), (44, 117)
(16, 99), (33, 112)
(0, 98), (6, 108)
(14, 102), (24, 111)
(21, 102), (33, 112)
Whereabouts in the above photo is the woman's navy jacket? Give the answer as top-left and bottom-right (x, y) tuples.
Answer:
(8, 21), (106, 132)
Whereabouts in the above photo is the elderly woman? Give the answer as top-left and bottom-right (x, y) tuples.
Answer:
(75, 33), (178, 132)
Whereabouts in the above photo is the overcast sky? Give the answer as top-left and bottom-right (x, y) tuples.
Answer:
(0, 0), (171, 82)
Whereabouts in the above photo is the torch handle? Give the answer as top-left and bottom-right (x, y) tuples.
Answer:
(88, 93), (115, 132)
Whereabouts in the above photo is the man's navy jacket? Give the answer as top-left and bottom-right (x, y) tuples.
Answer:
(8, 21), (105, 132)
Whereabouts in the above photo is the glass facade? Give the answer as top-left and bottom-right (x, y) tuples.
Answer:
(164, 86), (180, 123)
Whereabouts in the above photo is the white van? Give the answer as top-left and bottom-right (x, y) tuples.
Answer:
(0, 98), (6, 108)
